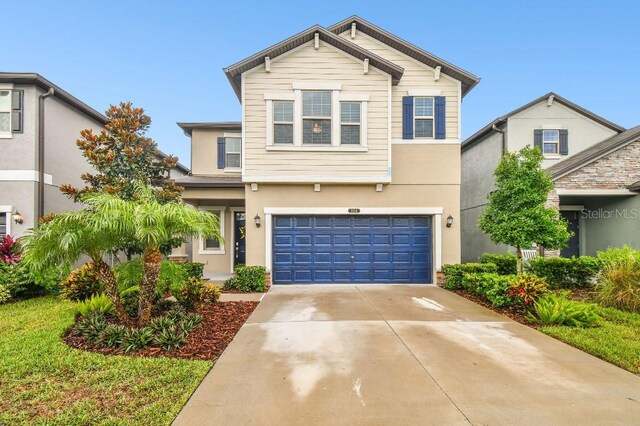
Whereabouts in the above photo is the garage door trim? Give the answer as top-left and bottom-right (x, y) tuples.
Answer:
(264, 207), (443, 282)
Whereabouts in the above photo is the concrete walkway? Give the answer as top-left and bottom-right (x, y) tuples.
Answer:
(174, 285), (640, 425)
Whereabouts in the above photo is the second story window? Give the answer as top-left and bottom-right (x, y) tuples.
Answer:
(225, 137), (242, 168)
(302, 91), (331, 144)
(543, 130), (559, 154)
(273, 101), (294, 144)
(0, 91), (11, 138)
(340, 102), (361, 145)
(414, 97), (434, 138)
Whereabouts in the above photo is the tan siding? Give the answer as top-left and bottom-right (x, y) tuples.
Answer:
(339, 31), (460, 140)
(243, 40), (390, 180)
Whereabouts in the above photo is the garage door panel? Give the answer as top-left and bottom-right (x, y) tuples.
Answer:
(273, 215), (432, 284)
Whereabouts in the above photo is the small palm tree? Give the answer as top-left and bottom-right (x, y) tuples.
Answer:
(22, 185), (221, 326)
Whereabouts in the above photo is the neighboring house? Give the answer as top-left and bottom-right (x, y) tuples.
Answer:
(174, 16), (480, 284)
(461, 92), (639, 262)
(0, 72), (188, 238)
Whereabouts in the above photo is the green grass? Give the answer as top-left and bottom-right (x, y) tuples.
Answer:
(540, 304), (640, 375)
(0, 296), (213, 425)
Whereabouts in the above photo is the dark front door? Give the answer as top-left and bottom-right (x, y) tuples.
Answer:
(272, 215), (432, 284)
(561, 210), (580, 258)
(234, 212), (246, 266)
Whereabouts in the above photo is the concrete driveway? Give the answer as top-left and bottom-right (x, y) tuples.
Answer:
(174, 285), (640, 425)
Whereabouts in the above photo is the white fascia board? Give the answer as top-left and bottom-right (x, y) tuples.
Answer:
(243, 175), (391, 184)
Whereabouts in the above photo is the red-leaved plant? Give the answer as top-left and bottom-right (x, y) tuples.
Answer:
(0, 235), (21, 264)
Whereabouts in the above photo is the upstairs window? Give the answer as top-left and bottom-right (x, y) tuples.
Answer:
(302, 91), (331, 144)
(543, 130), (559, 154)
(273, 101), (294, 144)
(340, 102), (361, 145)
(414, 97), (434, 138)
(0, 212), (7, 237)
(225, 137), (242, 168)
(0, 91), (10, 138)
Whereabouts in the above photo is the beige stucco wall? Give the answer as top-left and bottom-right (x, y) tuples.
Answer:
(339, 30), (460, 141)
(243, 40), (391, 181)
(190, 128), (242, 176)
(506, 100), (618, 169)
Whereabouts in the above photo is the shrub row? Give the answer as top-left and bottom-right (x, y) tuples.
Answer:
(224, 265), (267, 293)
(442, 263), (497, 290)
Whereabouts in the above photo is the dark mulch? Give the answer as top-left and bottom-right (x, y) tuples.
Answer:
(450, 289), (538, 328)
(64, 301), (258, 361)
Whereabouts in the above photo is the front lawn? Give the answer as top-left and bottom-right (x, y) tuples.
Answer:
(0, 297), (212, 425)
(540, 304), (640, 375)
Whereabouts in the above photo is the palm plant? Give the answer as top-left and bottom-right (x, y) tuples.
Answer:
(21, 185), (221, 326)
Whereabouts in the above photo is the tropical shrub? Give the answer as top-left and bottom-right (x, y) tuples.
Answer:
(182, 262), (205, 280)
(0, 262), (32, 297)
(101, 324), (127, 348)
(526, 256), (600, 289)
(121, 327), (155, 352)
(75, 294), (115, 317)
(119, 286), (161, 317)
(0, 235), (20, 264)
(595, 246), (640, 312)
(200, 282), (221, 302)
(179, 312), (203, 334)
(462, 272), (516, 307)
(480, 253), (517, 275)
(442, 263), (497, 290)
(147, 315), (175, 334)
(153, 325), (186, 350)
(166, 304), (187, 322)
(61, 263), (103, 301)
(527, 292), (599, 327)
(507, 275), (548, 305)
(0, 284), (11, 304)
(74, 313), (108, 343)
(171, 277), (208, 309)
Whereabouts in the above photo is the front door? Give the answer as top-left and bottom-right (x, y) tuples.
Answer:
(561, 210), (580, 257)
(234, 211), (246, 266)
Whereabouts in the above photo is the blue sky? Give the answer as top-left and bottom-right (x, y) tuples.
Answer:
(6, 0), (639, 167)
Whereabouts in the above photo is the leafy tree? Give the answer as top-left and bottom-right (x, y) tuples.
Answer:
(478, 146), (570, 274)
(21, 185), (221, 326)
(60, 102), (182, 203)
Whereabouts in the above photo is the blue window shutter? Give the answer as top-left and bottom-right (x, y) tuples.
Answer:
(434, 96), (446, 139)
(402, 96), (413, 139)
(533, 130), (543, 151)
(217, 137), (226, 169)
(559, 129), (569, 155)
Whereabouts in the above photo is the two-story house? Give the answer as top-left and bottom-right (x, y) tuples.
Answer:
(174, 16), (480, 284)
(461, 92), (640, 262)
(0, 72), (188, 239)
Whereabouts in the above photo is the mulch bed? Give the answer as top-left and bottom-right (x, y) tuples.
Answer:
(449, 289), (538, 328)
(63, 301), (258, 361)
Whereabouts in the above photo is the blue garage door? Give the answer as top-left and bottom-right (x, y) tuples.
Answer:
(272, 215), (432, 284)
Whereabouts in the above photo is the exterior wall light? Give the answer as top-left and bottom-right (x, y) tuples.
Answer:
(446, 214), (454, 228)
(12, 210), (24, 224)
(254, 214), (262, 228)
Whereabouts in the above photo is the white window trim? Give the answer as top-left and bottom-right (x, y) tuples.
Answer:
(263, 207), (444, 282)
(224, 136), (242, 171)
(198, 206), (225, 255)
(542, 129), (560, 157)
(265, 88), (369, 149)
(340, 101), (363, 146)
(414, 96), (435, 139)
(0, 205), (12, 237)
(0, 89), (12, 139)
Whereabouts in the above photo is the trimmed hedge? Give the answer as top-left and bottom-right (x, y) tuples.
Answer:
(462, 272), (516, 307)
(480, 253), (517, 275)
(442, 263), (497, 289)
(224, 265), (267, 293)
(526, 256), (600, 289)
(182, 262), (205, 280)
